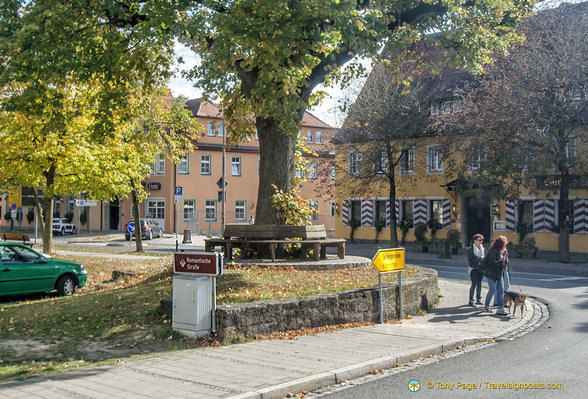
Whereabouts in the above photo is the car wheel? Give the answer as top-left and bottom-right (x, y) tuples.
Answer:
(148, 230), (153, 240)
(125, 234), (130, 241)
(56, 275), (76, 296)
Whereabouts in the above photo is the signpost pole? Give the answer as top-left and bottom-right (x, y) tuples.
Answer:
(398, 271), (403, 320)
(378, 274), (383, 324)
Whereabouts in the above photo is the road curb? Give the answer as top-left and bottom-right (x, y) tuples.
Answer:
(266, 298), (549, 399)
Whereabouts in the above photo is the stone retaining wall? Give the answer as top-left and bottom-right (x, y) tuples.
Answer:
(216, 267), (438, 341)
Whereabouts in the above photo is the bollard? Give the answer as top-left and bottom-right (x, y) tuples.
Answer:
(182, 229), (192, 244)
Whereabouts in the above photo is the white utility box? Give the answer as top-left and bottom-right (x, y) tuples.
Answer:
(172, 274), (213, 338)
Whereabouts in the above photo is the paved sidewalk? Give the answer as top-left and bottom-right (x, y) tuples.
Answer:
(0, 279), (547, 399)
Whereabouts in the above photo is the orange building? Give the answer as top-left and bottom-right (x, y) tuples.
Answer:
(2, 100), (337, 237)
(117, 99), (337, 236)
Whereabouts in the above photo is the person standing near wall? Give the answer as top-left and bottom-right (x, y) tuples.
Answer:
(484, 235), (509, 315)
(467, 234), (485, 307)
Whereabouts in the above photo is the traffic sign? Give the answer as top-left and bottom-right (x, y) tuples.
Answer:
(127, 221), (136, 234)
(174, 186), (183, 204)
(216, 178), (228, 189)
(10, 203), (17, 210)
(372, 248), (405, 273)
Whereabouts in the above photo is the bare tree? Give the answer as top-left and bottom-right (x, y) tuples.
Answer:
(439, 2), (587, 262)
(335, 62), (436, 246)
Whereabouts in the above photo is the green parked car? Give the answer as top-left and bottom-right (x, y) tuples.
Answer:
(0, 242), (88, 297)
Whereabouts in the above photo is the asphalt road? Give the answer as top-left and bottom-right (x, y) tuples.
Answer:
(305, 264), (588, 398)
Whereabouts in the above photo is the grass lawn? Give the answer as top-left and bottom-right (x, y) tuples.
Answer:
(0, 252), (418, 382)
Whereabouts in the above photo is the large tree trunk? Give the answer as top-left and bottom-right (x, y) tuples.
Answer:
(255, 116), (297, 225)
(386, 144), (399, 247)
(558, 171), (571, 263)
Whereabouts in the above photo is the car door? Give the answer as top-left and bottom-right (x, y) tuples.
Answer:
(0, 245), (56, 295)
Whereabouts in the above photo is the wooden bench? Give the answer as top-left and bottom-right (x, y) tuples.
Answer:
(2, 233), (34, 247)
(205, 224), (345, 261)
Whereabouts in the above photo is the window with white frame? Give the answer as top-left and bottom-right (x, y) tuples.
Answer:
(218, 122), (224, 137)
(373, 149), (387, 175)
(156, 154), (165, 175)
(316, 131), (322, 144)
(205, 200), (217, 221)
(147, 199), (165, 219)
(467, 142), (486, 172)
(565, 138), (577, 161)
(231, 156), (241, 176)
(349, 151), (362, 177)
(427, 145), (443, 174)
(331, 165), (335, 180)
(307, 130), (314, 143)
(183, 199), (196, 221)
(149, 162), (155, 176)
(514, 145), (529, 171)
(207, 122), (215, 136)
(234, 200), (246, 221)
(330, 200), (335, 217)
(201, 154), (211, 175)
(178, 155), (189, 174)
(308, 161), (318, 179)
(399, 146), (415, 175)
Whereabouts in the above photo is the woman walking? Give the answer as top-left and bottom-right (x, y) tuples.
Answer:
(467, 234), (485, 307)
(484, 235), (509, 315)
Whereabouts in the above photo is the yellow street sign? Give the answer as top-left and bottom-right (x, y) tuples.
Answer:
(372, 248), (405, 273)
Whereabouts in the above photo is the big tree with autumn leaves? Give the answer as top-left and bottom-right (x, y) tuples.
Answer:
(179, 0), (536, 224)
(0, 1), (191, 253)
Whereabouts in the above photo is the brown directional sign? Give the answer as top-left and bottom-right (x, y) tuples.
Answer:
(174, 253), (222, 276)
(372, 248), (405, 273)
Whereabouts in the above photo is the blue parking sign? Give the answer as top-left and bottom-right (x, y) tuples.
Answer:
(175, 186), (182, 196)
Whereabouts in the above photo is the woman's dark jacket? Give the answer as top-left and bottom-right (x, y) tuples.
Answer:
(467, 246), (484, 271)
(484, 248), (506, 281)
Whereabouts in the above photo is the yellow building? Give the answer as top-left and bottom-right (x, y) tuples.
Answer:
(334, 137), (588, 253)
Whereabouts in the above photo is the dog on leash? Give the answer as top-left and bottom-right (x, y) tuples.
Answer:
(504, 291), (527, 317)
